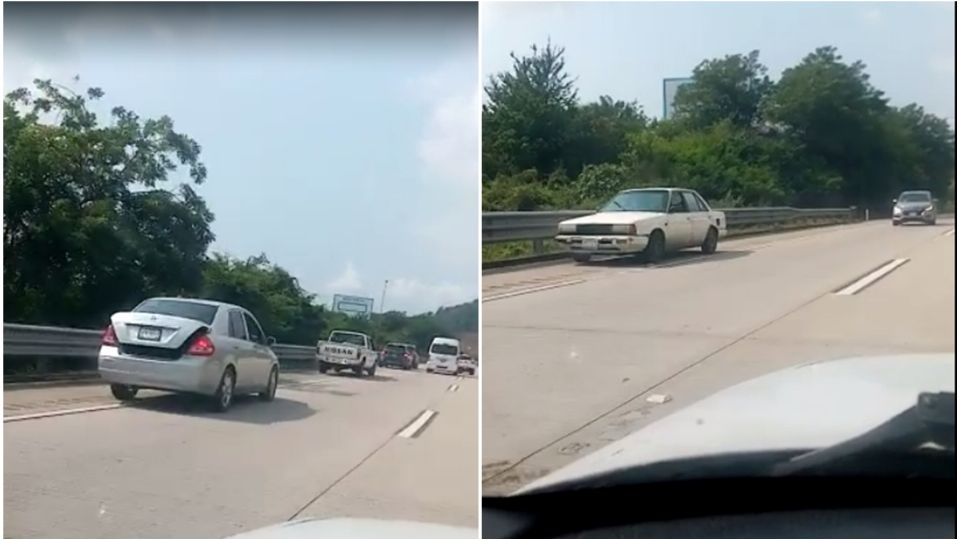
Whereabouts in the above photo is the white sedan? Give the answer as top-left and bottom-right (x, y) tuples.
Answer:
(556, 188), (727, 263)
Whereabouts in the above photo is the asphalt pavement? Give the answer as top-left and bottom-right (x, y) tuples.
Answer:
(4, 367), (477, 538)
(482, 219), (956, 494)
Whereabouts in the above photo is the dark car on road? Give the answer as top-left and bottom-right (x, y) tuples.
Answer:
(892, 190), (937, 225)
(379, 342), (419, 370)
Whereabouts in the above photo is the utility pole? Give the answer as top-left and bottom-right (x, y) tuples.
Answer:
(380, 279), (389, 314)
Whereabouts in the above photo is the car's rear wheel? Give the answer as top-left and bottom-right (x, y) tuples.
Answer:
(212, 367), (235, 412)
(572, 253), (591, 263)
(892, 220), (901, 226)
(352, 365), (364, 376)
(110, 384), (138, 401)
(645, 230), (666, 263)
(259, 366), (278, 401)
(701, 227), (718, 254)
(366, 362), (377, 377)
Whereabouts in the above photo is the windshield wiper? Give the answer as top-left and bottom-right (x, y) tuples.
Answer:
(609, 200), (625, 211)
(773, 392), (955, 476)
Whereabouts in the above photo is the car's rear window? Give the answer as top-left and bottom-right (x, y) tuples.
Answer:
(431, 343), (458, 355)
(385, 344), (406, 352)
(133, 299), (218, 324)
(329, 332), (366, 346)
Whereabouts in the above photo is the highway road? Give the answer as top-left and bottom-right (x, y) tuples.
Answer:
(4, 367), (477, 537)
(482, 219), (956, 495)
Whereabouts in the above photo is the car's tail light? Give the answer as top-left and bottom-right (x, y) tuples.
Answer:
(187, 333), (216, 356)
(101, 325), (118, 346)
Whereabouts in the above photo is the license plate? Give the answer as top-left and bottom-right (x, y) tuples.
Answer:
(137, 326), (161, 341)
(582, 238), (598, 249)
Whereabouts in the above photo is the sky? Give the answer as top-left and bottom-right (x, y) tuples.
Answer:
(4, 2), (479, 316)
(482, 2), (955, 126)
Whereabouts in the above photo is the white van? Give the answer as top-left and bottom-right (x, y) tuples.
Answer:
(425, 337), (460, 375)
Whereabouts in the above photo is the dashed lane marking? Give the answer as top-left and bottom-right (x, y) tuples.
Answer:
(4, 403), (123, 423)
(396, 409), (437, 439)
(834, 258), (909, 296)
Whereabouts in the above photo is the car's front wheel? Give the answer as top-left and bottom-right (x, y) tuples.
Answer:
(259, 366), (278, 401)
(701, 227), (718, 254)
(645, 230), (666, 263)
(366, 362), (377, 377)
(318, 362), (329, 374)
(892, 220), (901, 226)
(572, 253), (591, 263)
(110, 384), (138, 401)
(212, 367), (236, 412)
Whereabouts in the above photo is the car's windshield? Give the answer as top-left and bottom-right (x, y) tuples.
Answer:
(431, 343), (459, 355)
(899, 193), (931, 203)
(328, 332), (366, 346)
(600, 190), (669, 212)
(132, 299), (218, 325)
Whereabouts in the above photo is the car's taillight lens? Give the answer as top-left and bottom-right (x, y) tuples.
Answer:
(101, 325), (118, 346)
(187, 333), (216, 356)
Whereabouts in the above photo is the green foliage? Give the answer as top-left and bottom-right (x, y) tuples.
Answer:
(4, 79), (214, 327)
(482, 43), (956, 213)
(673, 50), (772, 129)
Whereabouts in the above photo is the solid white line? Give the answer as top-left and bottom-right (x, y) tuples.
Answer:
(397, 409), (437, 438)
(484, 279), (586, 302)
(448, 384), (459, 392)
(835, 258), (909, 296)
(942, 228), (955, 237)
(4, 403), (123, 423)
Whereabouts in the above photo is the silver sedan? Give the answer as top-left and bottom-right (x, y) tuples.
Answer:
(98, 297), (280, 411)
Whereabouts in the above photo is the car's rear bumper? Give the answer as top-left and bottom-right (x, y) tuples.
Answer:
(555, 234), (649, 254)
(318, 354), (363, 368)
(98, 347), (224, 395)
(380, 358), (412, 368)
(427, 363), (458, 374)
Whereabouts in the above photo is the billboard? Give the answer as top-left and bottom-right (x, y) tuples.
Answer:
(662, 77), (694, 120)
(332, 294), (375, 318)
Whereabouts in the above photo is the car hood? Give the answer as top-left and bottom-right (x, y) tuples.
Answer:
(561, 211), (663, 226)
(897, 201), (932, 211)
(518, 353), (955, 494)
(230, 518), (477, 539)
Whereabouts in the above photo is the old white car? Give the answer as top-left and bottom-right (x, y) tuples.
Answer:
(556, 188), (727, 263)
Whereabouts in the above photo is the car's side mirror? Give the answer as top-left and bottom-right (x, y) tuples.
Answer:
(892, 198), (898, 204)
(266, 336), (276, 346)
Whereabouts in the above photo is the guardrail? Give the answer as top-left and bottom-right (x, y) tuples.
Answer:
(3, 323), (318, 378)
(483, 207), (856, 245)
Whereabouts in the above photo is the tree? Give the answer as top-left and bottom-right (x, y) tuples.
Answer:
(568, 96), (648, 172)
(673, 50), (772, 129)
(483, 41), (578, 179)
(763, 46), (892, 207)
(4, 79), (213, 327)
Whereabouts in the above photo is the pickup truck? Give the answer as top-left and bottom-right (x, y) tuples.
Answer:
(317, 330), (378, 377)
(456, 354), (477, 376)
(556, 187), (726, 263)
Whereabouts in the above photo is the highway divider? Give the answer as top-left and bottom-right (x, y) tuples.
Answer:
(3, 323), (317, 383)
(482, 206), (857, 268)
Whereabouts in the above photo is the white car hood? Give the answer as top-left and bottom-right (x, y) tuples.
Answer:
(561, 211), (663, 226)
(231, 518), (477, 539)
(519, 353), (955, 493)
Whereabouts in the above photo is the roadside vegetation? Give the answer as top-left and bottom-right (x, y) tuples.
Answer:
(483, 43), (956, 215)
